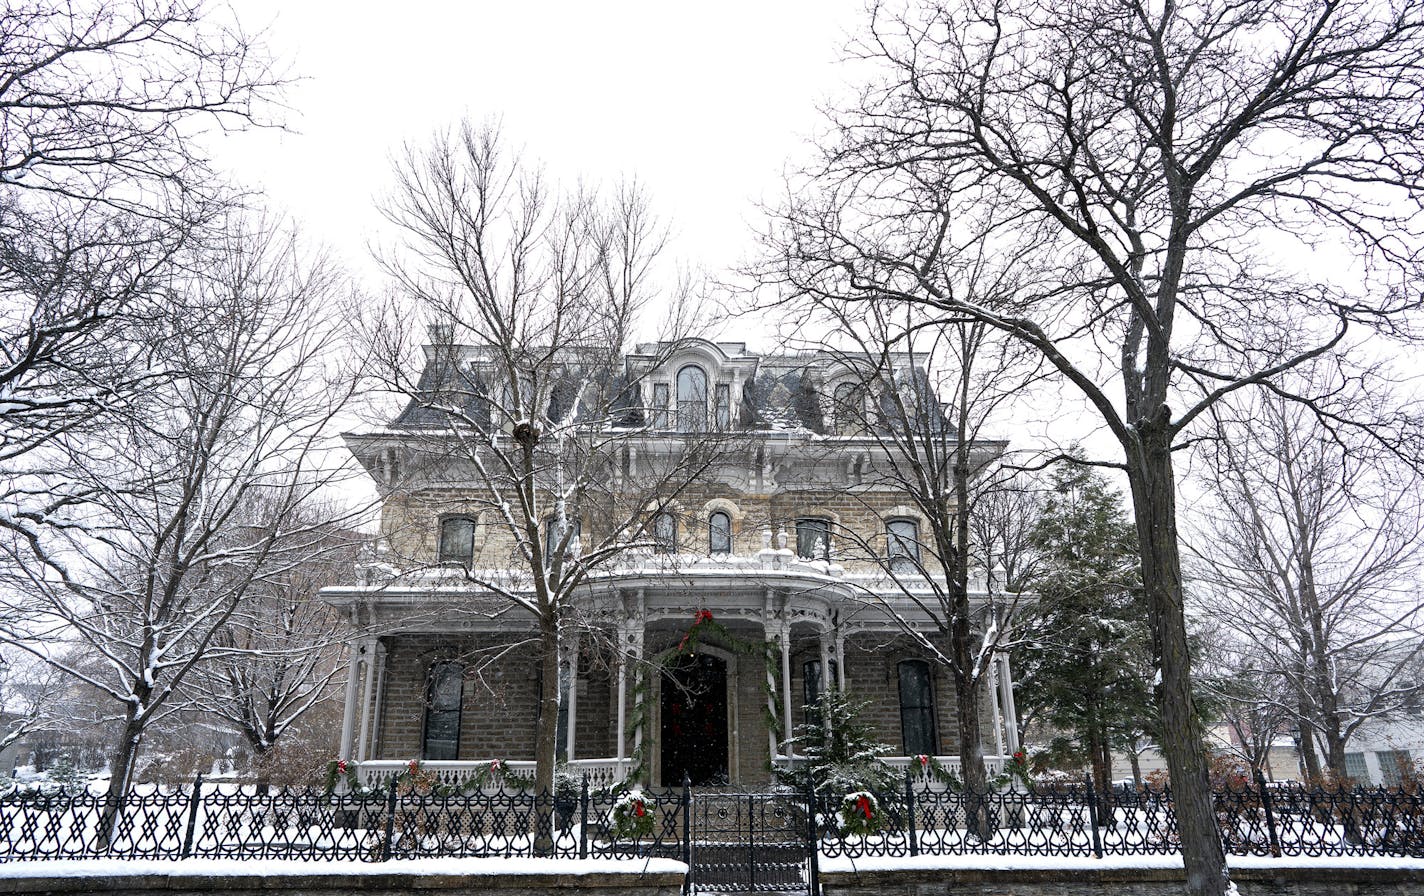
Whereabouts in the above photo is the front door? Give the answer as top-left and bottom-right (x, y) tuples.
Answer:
(660, 652), (729, 785)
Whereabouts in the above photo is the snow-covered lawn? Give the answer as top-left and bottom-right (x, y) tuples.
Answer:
(820, 853), (1424, 873)
(0, 856), (688, 878)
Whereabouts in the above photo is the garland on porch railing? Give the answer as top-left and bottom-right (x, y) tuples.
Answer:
(622, 608), (784, 784)
(322, 757), (537, 796)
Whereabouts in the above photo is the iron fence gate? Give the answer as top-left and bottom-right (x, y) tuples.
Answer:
(689, 790), (812, 893)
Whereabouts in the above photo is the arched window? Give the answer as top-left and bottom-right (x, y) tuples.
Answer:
(423, 662), (464, 760)
(653, 511), (678, 554)
(676, 365), (708, 431)
(796, 517), (832, 561)
(438, 517), (476, 565)
(833, 382), (866, 435)
(708, 511), (732, 555)
(887, 519), (921, 574)
(898, 660), (937, 756)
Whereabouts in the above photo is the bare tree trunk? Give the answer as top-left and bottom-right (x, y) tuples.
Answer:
(534, 612), (561, 853)
(1128, 422), (1227, 896)
(101, 714), (145, 839)
(1129, 749), (1142, 788)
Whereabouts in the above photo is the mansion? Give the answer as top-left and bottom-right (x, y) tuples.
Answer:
(322, 338), (1023, 790)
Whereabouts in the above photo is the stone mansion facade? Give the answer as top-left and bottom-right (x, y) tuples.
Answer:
(323, 338), (1022, 789)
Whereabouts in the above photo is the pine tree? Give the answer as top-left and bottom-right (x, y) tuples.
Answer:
(774, 690), (898, 798)
(1014, 457), (1155, 790)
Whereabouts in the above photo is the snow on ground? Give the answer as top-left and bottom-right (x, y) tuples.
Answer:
(820, 853), (1424, 873)
(0, 856), (688, 879)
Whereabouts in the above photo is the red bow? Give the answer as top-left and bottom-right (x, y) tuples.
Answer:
(856, 795), (872, 821)
(695, 609), (713, 625)
(634, 800), (645, 818)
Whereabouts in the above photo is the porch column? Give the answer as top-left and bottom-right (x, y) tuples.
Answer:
(779, 620), (794, 756)
(999, 653), (1021, 753)
(355, 637), (380, 761)
(564, 632), (581, 761)
(632, 591), (647, 762)
(764, 590), (780, 761)
(834, 629), (847, 693)
(338, 643), (363, 759)
(989, 659), (1006, 758)
(368, 641), (387, 758)
(616, 621), (629, 770)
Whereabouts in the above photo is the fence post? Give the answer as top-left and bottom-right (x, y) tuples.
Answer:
(682, 772), (693, 896)
(905, 769), (919, 857)
(805, 774), (820, 896)
(579, 773), (590, 860)
(380, 779), (398, 862)
(179, 772), (203, 858)
(1084, 774), (1104, 859)
(1255, 771), (1281, 857)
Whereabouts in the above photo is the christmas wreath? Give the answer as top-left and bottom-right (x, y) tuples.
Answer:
(837, 790), (885, 836)
(608, 788), (656, 840)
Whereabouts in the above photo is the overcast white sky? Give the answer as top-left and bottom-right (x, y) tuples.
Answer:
(212, 0), (869, 282)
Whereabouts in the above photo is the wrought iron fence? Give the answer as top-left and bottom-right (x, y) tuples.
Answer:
(0, 777), (689, 864)
(816, 776), (1424, 860)
(1, 773), (1419, 870)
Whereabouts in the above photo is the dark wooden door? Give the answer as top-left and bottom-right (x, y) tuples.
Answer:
(660, 652), (728, 786)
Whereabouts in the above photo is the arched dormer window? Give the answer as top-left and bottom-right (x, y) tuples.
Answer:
(833, 381), (867, 435)
(677, 364), (708, 431)
(423, 661), (465, 760)
(653, 511), (678, 554)
(708, 511), (732, 555)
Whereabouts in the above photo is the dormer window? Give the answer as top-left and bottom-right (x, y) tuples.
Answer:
(677, 365), (708, 432)
(652, 382), (670, 429)
(715, 383), (731, 430)
(833, 382), (867, 435)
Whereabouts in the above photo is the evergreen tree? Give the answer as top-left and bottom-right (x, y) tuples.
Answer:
(774, 690), (898, 798)
(1014, 458), (1155, 790)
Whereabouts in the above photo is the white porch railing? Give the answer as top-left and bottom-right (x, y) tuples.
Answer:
(774, 754), (1008, 788)
(356, 758), (633, 791)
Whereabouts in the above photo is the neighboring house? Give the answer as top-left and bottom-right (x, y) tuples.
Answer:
(1341, 714), (1424, 786)
(322, 338), (1022, 789)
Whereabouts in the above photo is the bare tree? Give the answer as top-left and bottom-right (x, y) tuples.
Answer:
(785, 299), (1040, 807)
(368, 121), (726, 797)
(185, 507), (359, 777)
(1189, 382), (1424, 782)
(0, 651), (69, 758)
(0, 0), (285, 553)
(760, 1), (1424, 891)
(0, 219), (356, 811)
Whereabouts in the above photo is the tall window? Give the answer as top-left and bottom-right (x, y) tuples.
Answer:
(1379, 750), (1410, 786)
(438, 517), (476, 565)
(545, 516), (581, 563)
(887, 519), (921, 574)
(677, 365), (708, 431)
(833, 382), (866, 435)
(653, 511), (678, 554)
(715, 383), (732, 430)
(898, 660), (937, 756)
(803, 659), (841, 723)
(796, 517), (832, 561)
(652, 382), (670, 429)
(1344, 752), (1369, 782)
(708, 511), (732, 554)
(423, 662), (464, 760)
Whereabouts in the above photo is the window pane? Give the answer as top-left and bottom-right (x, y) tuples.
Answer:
(439, 517), (475, 564)
(424, 663), (464, 760)
(833, 382), (865, 435)
(796, 518), (831, 560)
(1379, 751), (1409, 786)
(1344, 752), (1369, 781)
(898, 661), (936, 756)
(709, 511), (732, 554)
(654, 512), (677, 554)
(545, 516), (580, 563)
(715, 383), (731, 430)
(677, 365), (708, 431)
(888, 519), (920, 573)
(652, 382), (670, 429)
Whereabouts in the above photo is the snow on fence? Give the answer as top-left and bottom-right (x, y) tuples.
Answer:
(0, 777), (1419, 864)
